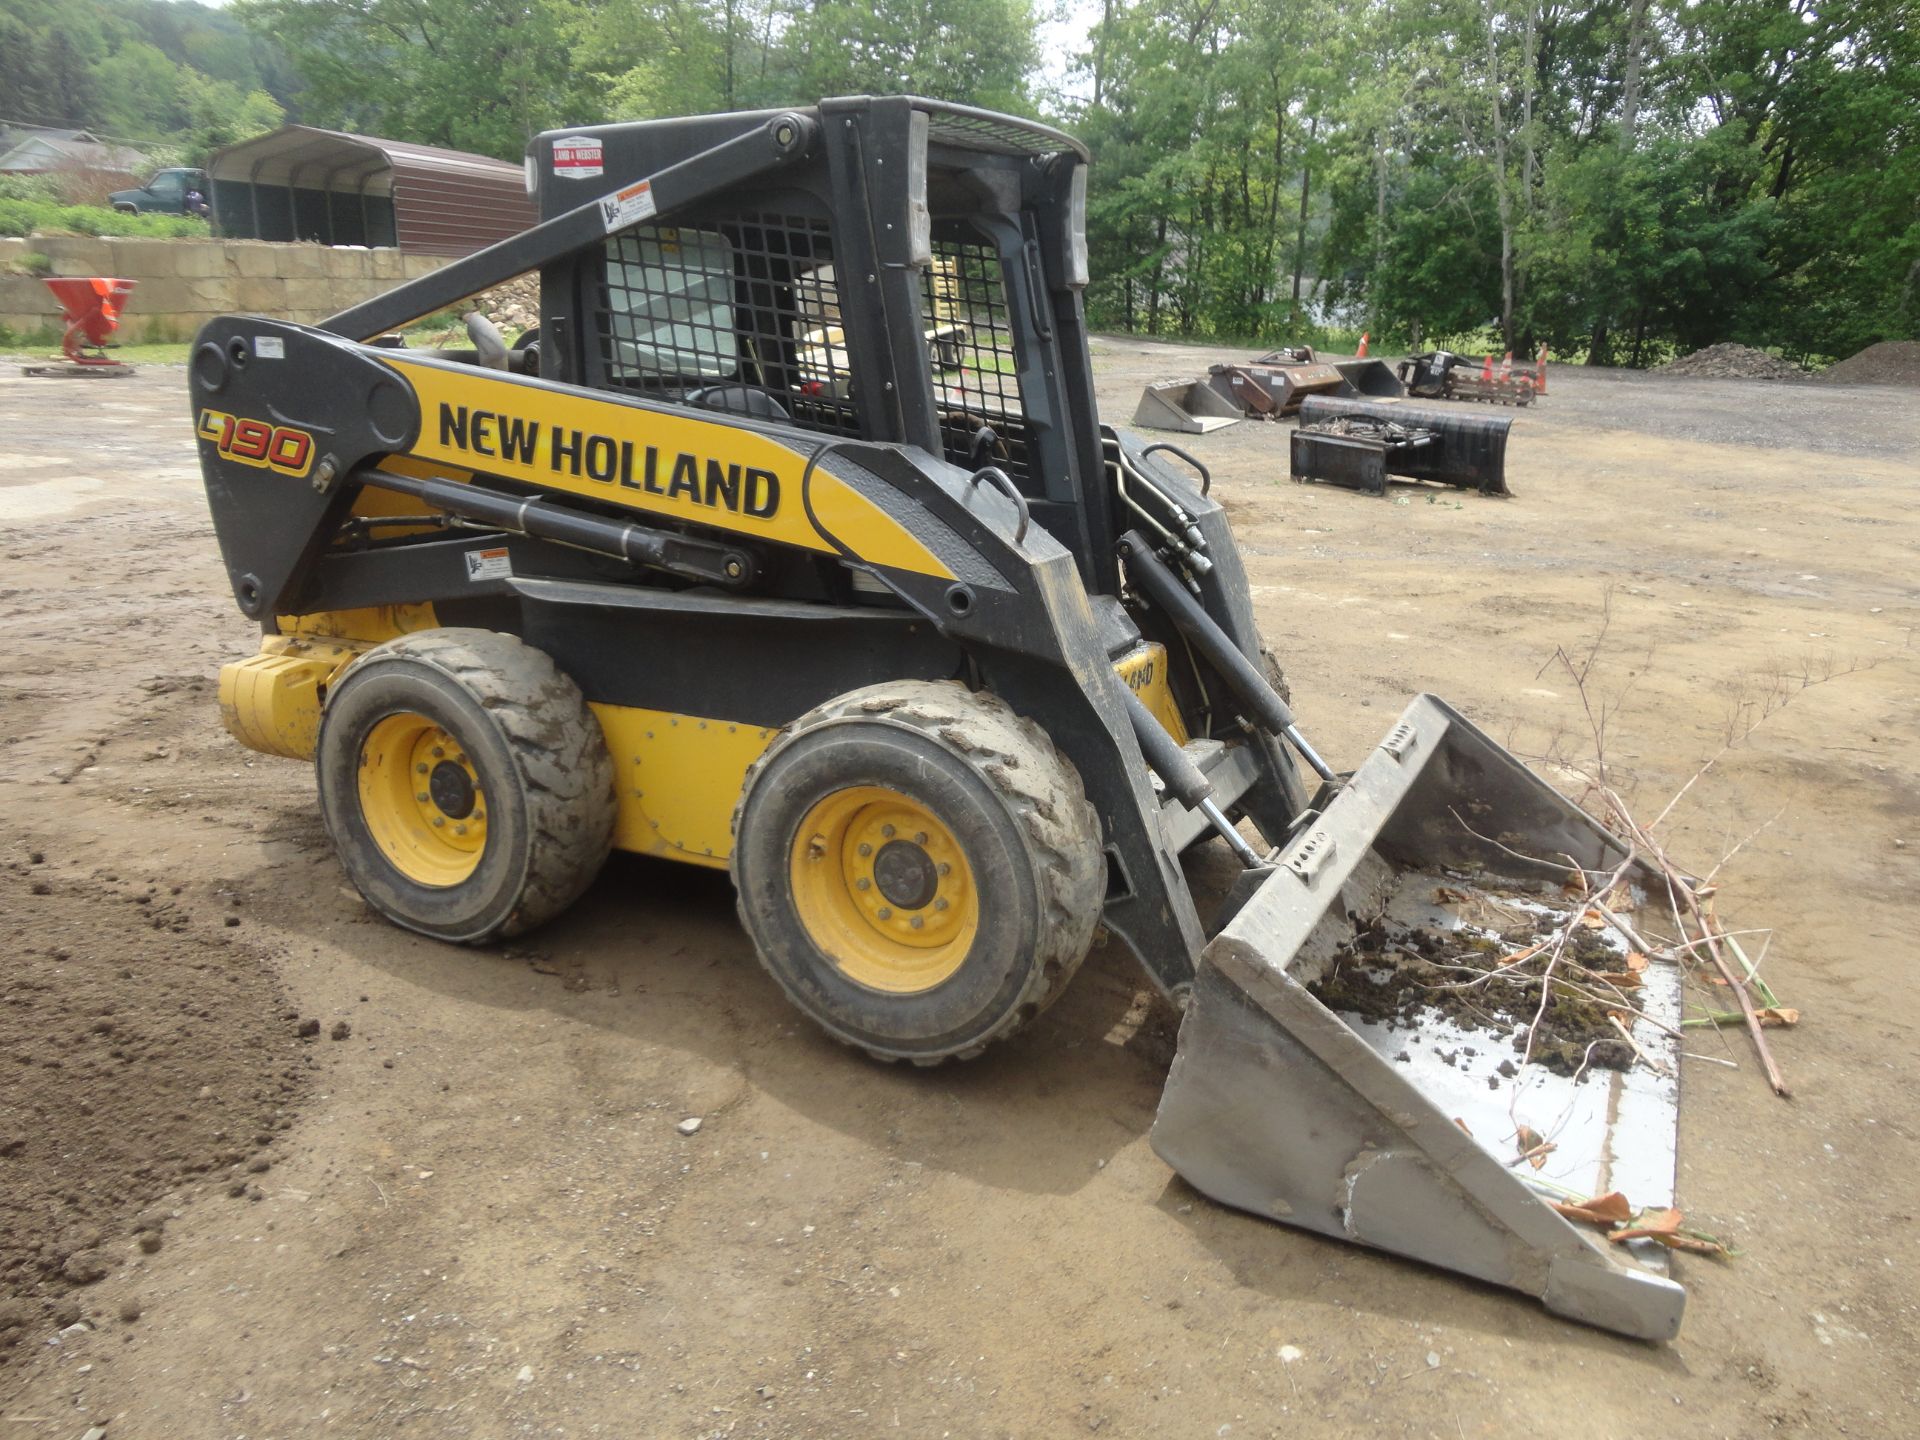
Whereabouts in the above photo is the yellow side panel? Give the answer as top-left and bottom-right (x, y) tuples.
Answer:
(276, 604), (438, 644)
(220, 635), (370, 760)
(591, 703), (777, 870)
(1114, 641), (1189, 747)
(382, 356), (954, 581)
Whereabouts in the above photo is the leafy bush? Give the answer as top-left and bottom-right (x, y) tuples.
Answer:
(0, 200), (211, 240)
(0, 175), (63, 204)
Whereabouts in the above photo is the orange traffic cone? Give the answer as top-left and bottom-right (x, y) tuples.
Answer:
(1357, 331), (1370, 358)
(1535, 344), (1549, 394)
(1499, 350), (1513, 380)
(1481, 354), (1494, 381)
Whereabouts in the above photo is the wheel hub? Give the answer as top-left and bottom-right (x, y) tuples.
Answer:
(428, 759), (476, 819)
(357, 712), (488, 887)
(871, 838), (938, 910)
(788, 785), (979, 994)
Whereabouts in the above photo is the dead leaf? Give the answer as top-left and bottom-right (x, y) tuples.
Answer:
(1552, 1191), (1633, 1227)
(1452, 1117), (1473, 1137)
(1498, 939), (1550, 968)
(1585, 971), (1643, 989)
(1514, 1125), (1554, 1169)
(1607, 1208), (1682, 1243)
(1580, 911), (1608, 930)
(1757, 1007), (1799, 1027)
(1433, 885), (1471, 904)
(1626, 951), (1649, 973)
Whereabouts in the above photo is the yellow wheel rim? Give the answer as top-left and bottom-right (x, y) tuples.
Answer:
(788, 785), (979, 994)
(356, 712), (488, 887)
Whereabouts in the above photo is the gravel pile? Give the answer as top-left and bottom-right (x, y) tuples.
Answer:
(1658, 343), (1808, 380)
(472, 273), (540, 339)
(1815, 340), (1920, 387)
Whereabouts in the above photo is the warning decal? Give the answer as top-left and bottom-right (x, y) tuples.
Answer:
(598, 179), (656, 233)
(552, 135), (604, 180)
(464, 546), (512, 582)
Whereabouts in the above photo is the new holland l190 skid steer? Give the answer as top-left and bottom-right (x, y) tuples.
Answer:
(191, 97), (1687, 1340)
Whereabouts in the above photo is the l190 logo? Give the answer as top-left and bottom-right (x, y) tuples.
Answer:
(197, 409), (314, 477)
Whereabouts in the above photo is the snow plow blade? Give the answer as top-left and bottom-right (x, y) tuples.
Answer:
(1151, 694), (1687, 1342)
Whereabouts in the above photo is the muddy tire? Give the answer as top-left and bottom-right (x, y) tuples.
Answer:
(316, 628), (615, 944)
(731, 680), (1104, 1064)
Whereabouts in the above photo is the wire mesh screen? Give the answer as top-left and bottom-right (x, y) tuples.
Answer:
(926, 239), (1032, 484)
(596, 215), (861, 438)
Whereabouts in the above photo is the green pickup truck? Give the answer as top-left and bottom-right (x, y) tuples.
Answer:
(109, 168), (210, 217)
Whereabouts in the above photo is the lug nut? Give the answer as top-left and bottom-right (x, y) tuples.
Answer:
(432, 817), (445, 828)
(914, 832), (928, 845)
(909, 915), (924, 930)
(432, 747), (445, 758)
(416, 791), (430, 803)
(934, 898), (948, 911)
(876, 907), (892, 920)
(855, 877), (871, 891)
(415, 763), (429, 775)
(454, 824), (467, 836)
(881, 824), (896, 838)
(858, 842), (872, 857)
(937, 863), (951, 876)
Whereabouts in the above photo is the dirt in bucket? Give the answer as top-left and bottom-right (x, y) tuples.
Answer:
(1308, 907), (1637, 1079)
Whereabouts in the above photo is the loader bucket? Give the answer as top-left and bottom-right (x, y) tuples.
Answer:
(1151, 694), (1687, 1342)
(1132, 378), (1245, 433)
(1330, 356), (1407, 397)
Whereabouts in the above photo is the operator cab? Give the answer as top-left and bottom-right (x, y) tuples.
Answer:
(523, 97), (1117, 591)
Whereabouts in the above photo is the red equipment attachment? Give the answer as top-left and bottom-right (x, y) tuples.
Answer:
(44, 277), (138, 366)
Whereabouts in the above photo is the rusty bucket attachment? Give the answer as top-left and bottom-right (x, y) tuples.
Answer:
(1133, 378), (1245, 433)
(1152, 694), (1686, 1342)
(1207, 349), (1408, 419)
(1399, 349), (1539, 406)
(1293, 394), (1512, 497)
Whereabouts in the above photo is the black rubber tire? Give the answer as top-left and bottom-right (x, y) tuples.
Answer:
(316, 628), (616, 943)
(731, 680), (1104, 1064)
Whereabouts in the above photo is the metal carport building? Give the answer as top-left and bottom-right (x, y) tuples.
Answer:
(206, 126), (538, 256)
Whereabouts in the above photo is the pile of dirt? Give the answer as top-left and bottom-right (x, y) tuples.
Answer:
(1658, 343), (1807, 380)
(0, 853), (311, 1354)
(1815, 340), (1920, 387)
(1308, 913), (1634, 1078)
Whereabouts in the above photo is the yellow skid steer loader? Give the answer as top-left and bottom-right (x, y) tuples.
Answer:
(191, 98), (1686, 1340)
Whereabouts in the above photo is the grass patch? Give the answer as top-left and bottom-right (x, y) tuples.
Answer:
(0, 200), (211, 241)
(0, 329), (195, 366)
(103, 342), (195, 366)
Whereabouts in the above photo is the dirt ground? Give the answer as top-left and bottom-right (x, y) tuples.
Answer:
(1, 340), (1916, 1439)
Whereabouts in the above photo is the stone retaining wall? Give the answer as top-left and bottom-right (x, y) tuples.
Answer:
(0, 236), (450, 344)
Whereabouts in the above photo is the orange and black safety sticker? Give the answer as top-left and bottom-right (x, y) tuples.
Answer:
(197, 409), (315, 478)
